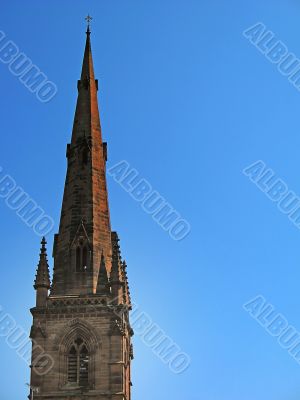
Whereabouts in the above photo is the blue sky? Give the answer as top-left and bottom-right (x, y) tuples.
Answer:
(2, 0), (300, 399)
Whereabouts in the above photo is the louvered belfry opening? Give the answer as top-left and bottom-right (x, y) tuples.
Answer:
(68, 346), (78, 383)
(79, 345), (89, 386)
(67, 338), (89, 387)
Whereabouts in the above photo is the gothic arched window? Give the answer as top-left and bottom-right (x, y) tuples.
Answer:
(68, 338), (89, 386)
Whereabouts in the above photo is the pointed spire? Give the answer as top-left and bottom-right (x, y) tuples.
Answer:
(96, 252), (109, 294)
(34, 237), (51, 290)
(52, 24), (112, 295)
(80, 23), (95, 83)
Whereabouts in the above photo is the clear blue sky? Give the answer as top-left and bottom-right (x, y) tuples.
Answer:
(1, 0), (300, 399)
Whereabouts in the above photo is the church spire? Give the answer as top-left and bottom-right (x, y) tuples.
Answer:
(29, 21), (133, 400)
(34, 237), (51, 307)
(51, 24), (112, 296)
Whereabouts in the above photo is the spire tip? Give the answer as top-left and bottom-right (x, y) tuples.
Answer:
(85, 14), (93, 35)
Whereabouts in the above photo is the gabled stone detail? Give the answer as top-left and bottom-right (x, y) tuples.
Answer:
(70, 220), (91, 250)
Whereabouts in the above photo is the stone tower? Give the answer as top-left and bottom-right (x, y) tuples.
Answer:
(29, 24), (133, 400)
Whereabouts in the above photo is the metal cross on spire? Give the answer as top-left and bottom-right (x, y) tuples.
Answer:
(85, 14), (93, 33)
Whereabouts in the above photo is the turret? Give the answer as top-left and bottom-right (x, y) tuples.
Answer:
(34, 237), (51, 307)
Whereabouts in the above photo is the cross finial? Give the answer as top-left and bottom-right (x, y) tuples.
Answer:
(40, 237), (47, 254)
(85, 14), (93, 33)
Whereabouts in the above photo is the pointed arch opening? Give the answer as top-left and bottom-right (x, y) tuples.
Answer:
(57, 319), (101, 389)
